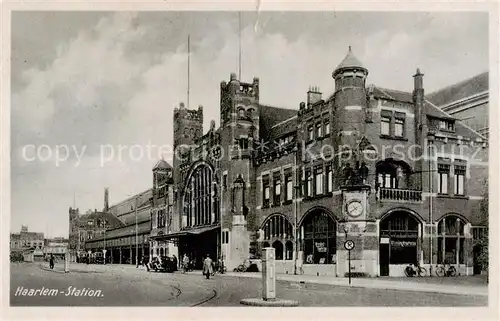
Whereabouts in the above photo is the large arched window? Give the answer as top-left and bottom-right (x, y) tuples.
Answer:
(183, 164), (214, 227)
(301, 210), (336, 264)
(438, 215), (466, 264)
(260, 214), (294, 260)
(380, 211), (419, 265)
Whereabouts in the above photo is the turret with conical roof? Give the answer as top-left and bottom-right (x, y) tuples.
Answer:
(332, 46), (368, 93)
(330, 46), (369, 173)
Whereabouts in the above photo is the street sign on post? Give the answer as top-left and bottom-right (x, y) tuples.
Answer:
(344, 240), (355, 285)
(262, 247), (276, 301)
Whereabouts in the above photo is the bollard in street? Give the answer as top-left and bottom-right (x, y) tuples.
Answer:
(262, 247), (276, 301)
(64, 252), (70, 273)
(240, 247), (298, 307)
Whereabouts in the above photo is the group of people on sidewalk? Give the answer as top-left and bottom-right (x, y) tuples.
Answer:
(182, 254), (216, 279)
(141, 253), (221, 279)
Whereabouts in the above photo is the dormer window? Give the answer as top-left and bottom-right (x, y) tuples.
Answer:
(439, 120), (455, 132)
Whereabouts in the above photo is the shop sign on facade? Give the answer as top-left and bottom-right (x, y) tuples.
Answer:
(390, 240), (416, 247)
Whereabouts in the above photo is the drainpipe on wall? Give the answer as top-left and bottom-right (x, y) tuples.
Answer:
(428, 141), (434, 277)
(293, 151), (298, 275)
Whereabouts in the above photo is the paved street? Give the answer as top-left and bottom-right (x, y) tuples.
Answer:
(10, 262), (487, 307)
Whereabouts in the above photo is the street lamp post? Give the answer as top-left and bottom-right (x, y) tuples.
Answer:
(103, 221), (107, 265)
(293, 150), (301, 275)
(135, 196), (139, 268)
(428, 140), (434, 277)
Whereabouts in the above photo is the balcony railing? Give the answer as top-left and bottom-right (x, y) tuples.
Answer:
(378, 188), (422, 203)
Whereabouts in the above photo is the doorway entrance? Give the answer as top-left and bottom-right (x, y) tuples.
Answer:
(379, 211), (420, 276)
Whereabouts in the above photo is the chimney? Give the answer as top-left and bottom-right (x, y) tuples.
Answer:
(307, 86), (322, 106)
(104, 188), (109, 212)
(413, 68), (425, 129)
(179, 102), (185, 109)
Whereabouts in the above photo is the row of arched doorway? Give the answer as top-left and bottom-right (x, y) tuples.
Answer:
(260, 209), (470, 272)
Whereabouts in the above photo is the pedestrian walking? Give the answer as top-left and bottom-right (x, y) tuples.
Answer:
(49, 254), (54, 270)
(143, 256), (150, 272)
(182, 254), (189, 273)
(203, 254), (213, 279)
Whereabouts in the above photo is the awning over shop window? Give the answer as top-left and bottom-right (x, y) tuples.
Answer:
(185, 225), (220, 235)
(149, 224), (220, 240)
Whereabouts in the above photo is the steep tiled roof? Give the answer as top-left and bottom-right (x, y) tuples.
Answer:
(372, 84), (484, 140)
(86, 220), (151, 242)
(78, 211), (124, 228)
(426, 72), (488, 107)
(372, 86), (413, 103)
(259, 104), (297, 141)
(425, 100), (486, 140)
(267, 116), (297, 140)
(153, 159), (172, 170)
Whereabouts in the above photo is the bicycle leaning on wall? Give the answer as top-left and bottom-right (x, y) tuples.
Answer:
(404, 262), (427, 277)
(435, 264), (457, 277)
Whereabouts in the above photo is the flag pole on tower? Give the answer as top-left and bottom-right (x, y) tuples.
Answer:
(187, 34), (190, 109)
(238, 12), (242, 80)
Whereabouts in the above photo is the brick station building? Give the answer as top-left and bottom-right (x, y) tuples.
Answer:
(86, 47), (488, 277)
(150, 47), (489, 276)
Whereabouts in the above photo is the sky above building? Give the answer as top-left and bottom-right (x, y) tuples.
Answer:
(11, 11), (488, 237)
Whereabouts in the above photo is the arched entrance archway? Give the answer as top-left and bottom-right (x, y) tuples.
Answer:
(379, 210), (421, 276)
(300, 209), (336, 264)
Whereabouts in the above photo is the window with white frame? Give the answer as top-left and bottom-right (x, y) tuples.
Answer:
(381, 116), (391, 135)
(263, 176), (270, 207)
(438, 163), (450, 194)
(274, 176), (281, 205)
(454, 165), (466, 195)
(308, 125), (314, 141)
(285, 174), (293, 201)
(306, 170), (312, 197)
(222, 230), (230, 244)
(316, 122), (322, 138)
(324, 120), (330, 135)
(395, 118), (405, 137)
(326, 165), (333, 193)
(315, 166), (323, 195)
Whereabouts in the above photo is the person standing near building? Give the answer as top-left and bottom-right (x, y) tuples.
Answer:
(182, 254), (189, 273)
(49, 254), (54, 270)
(203, 254), (213, 279)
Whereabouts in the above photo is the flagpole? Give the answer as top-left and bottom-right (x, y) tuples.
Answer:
(187, 35), (190, 109)
(238, 12), (242, 80)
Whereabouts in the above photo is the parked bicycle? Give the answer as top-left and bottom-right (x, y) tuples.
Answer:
(435, 264), (457, 277)
(404, 263), (427, 277)
(234, 259), (251, 272)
